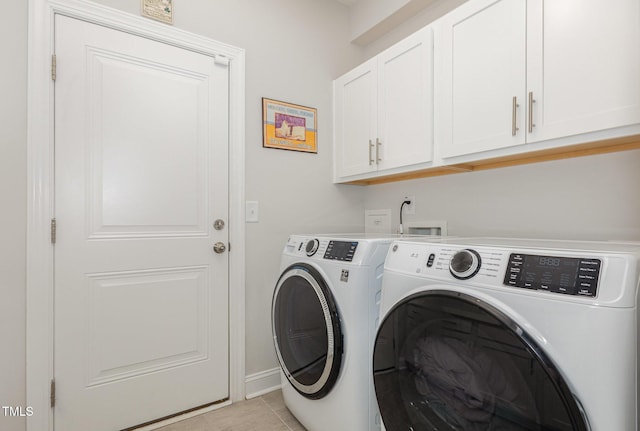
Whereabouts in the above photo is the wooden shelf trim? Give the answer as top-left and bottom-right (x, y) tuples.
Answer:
(342, 135), (640, 186)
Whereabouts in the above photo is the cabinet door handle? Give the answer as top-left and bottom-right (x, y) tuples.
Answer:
(512, 96), (520, 136)
(369, 140), (375, 165)
(376, 138), (382, 164)
(528, 91), (536, 133)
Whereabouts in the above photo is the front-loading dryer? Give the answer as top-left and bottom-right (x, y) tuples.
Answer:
(272, 234), (412, 431)
(373, 237), (640, 431)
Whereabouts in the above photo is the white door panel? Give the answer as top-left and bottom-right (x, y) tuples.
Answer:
(441, 0), (527, 158)
(86, 267), (209, 386)
(527, 0), (640, 142)
(95, 53), (207, 233)
(334, 58), (378, 178)
(54, 14), (229, 431)
(378, 27), (433, 170)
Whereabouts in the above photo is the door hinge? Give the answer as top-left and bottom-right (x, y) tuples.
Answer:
(51, 218), (57, 244)
(51, 55), (57, 81)
(50, 379), (56, 408)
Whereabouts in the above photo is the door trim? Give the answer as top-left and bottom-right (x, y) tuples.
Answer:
(26, 1), (246, 430)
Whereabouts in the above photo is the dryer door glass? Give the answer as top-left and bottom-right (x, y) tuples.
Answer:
(272, 263), (343, 399)
(373, 291), (588, 431)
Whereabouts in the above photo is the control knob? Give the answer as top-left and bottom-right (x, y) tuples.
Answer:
(449, 249), (482, 280)
(305, 239), (320, 257)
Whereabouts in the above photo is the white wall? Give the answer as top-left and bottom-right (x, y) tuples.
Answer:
(165, 0), (365, 377)
(349, 0), (466, 45)
(0, 1), (28, 431)
(3, 5), (363, 429)
(361, 0), (467, 57)
(6, 2), (639, 430)
(350, 0), (412, 41)
(358, 1), (640, 243)
(364, 150), (640, 241)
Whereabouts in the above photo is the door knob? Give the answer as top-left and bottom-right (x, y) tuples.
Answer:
(213, 242), (227, 254)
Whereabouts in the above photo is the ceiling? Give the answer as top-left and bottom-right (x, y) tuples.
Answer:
(332, 0), (357, 6)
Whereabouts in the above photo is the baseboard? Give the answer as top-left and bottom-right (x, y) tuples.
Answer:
(244, 367), (281, 399)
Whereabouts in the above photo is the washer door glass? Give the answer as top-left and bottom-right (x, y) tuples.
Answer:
(373, 291), (589, 431)
(272, 263), (343, 399)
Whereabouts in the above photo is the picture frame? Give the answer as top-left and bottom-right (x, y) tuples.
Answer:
(262, 98), (317, 153)
(141, 0), (173, 25)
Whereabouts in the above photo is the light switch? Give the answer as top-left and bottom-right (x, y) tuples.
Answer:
(246, 201), (259, 223)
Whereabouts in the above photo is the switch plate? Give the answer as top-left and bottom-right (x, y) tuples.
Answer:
(365, 209), (392, 233)
(246, 201), (259, 223)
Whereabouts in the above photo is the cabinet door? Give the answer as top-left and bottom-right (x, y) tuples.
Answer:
(333, 58), (378, 179)
(377, 26), (434, 170)
(440, 0), (527, 158)
(526, 0), (640, 143)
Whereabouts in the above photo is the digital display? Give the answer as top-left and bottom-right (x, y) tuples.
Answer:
(523, 255), (580, 292)
(505, 253), (601, 297)
(537, 257), (560, 267)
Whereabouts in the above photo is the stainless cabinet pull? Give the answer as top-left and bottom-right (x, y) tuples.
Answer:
(528, 91), (536, 133)
(512, 96), (520, 136)
(376, 138), (382, 163)
(369, 139), (375, 165)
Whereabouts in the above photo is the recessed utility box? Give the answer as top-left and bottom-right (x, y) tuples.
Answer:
(405, 220), (447, 236)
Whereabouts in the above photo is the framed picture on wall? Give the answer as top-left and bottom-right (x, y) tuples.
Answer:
(262, 98), (318, 153)
(141, 0), (173, 25)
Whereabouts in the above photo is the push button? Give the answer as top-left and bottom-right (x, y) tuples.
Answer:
(577, 259), (601, 296)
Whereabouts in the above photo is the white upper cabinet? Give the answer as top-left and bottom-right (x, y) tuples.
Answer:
(440, 0), (527, 158)
(334, 58), (378, 178)
(439, 0), (640, 160)
(527, 0), (640, 143)
(377, 28), (434, 171)
(334, 26), (434, 182)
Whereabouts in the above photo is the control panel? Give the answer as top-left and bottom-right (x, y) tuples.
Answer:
(324, 240), (358, 262)
(504, 253), (601, 297)
(383, 239), (640, 304)
(287, 237), (361, 262)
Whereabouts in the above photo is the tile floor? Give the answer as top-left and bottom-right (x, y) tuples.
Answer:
(156, 390), (307, 431)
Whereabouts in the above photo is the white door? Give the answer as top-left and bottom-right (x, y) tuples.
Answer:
(333, 58), (378, 179)
(378, 26), (434, 170)
(526, 0), (640, 143)
(440, 0), (527, 158)
(54, 15), (229, 431)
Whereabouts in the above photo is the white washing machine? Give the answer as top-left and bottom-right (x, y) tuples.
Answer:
(272, 234), (409, 431)
(373, 237), (640, 431)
